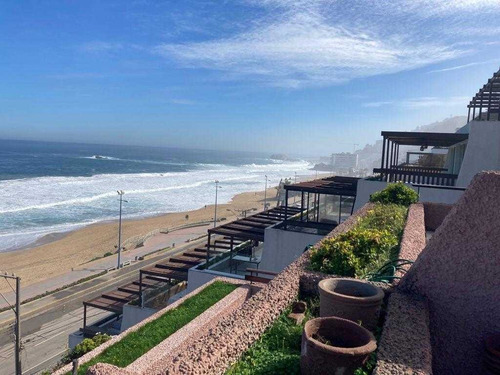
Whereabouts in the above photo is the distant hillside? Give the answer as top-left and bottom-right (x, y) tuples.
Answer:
(414, 116), (467, 133)
(356, 116), (467, 170)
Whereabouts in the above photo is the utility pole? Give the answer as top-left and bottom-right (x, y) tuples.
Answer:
(1, 273), (21, 375)
(264, 175), (268, 211)
(214, 180), (220, 228)
(116, 190), (126, 269)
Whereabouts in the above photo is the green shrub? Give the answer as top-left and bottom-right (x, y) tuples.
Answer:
(309, 204), (407, 278)
(369, 182), (418, 206)
(66, 333), (111, 361)
(309, 228), (398, 277)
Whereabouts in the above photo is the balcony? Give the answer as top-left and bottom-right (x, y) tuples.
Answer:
(373, 131), (469, 187)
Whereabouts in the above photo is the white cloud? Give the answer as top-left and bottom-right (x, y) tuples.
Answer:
(153, 0), (499, 87)
(364, 96), (469, 109)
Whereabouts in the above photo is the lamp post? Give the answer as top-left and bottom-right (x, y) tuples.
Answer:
(214, 180), (221, 228)
(264, 175), (268, 211)
(117, 190), (126, 269)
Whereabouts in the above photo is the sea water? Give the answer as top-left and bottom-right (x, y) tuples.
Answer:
(0, 139), (314, 252)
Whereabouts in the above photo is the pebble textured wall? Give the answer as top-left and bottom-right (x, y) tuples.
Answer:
(374, 291), (432, 375)
(400, 171), (500, 374)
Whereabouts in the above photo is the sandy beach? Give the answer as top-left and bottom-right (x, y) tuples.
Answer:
(0, 187), (279, 292)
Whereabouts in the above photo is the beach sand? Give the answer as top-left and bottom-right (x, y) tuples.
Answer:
(0, 187), (279, 291)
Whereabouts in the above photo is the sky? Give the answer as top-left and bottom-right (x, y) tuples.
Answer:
(0, 0), (499, 156)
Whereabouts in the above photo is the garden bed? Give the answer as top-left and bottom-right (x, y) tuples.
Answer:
(56, 280), (239, 375)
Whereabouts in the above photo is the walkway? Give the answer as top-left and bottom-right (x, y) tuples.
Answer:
(0, 223), (211, 310)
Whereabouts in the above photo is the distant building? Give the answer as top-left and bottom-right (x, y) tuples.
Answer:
(330, 152), (358, 169)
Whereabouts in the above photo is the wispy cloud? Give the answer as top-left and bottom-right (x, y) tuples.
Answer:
(153, 0), (500, 88)
(364, 96), (469, 109)
(427, 60), (498, 73)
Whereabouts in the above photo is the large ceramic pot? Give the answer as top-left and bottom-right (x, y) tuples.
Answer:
(301, 317), (376, 375)
(484, 333), (500, 374)
(319, 278), (384, 331)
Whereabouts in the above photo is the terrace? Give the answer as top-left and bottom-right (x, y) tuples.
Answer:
(373, 131), (468, 187)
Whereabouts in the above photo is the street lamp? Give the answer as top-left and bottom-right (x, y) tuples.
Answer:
(117, 190), (127, 269)
(264, 175), (268, 211)
(214, 181), (221, 228)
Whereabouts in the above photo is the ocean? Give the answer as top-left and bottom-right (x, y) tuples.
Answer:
(0, 139), (314, 252)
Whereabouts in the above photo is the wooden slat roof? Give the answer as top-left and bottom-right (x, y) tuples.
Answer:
(208, 206), (303, 242)
(381, 131), (468, 147)
(284, 176), (359, 196)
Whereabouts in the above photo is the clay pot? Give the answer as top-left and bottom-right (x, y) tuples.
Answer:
(319, 278), (384, 331)
(301, 317), (376, 375)
(484, 333), (500, 374)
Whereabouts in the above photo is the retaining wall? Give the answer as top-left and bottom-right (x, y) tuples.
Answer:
(400, 171), (500, 374)
(53, 277), (247, 375)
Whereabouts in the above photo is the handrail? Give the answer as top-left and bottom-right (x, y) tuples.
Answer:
(373, 168), (458, 186)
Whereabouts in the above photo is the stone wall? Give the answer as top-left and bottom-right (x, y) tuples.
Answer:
(394, 203), (427, 281)
(374, 291), (432, 375)
(400, 171), (500, 374)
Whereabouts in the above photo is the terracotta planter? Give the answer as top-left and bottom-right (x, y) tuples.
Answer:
(301, 317), (376, 375)
(319, 278), (384, 331)
(484, 333), (500, 374)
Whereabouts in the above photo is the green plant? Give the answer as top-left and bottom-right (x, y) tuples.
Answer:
(227, 298), (318, 375)
(369, 182), (418, 207)
(309, 204), (407, 278)
(310, 228), (398, 277)
(63, 333), (111, 363)
(74, 281), (238, 375)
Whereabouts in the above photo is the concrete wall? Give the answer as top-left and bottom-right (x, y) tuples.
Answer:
(121, 305), (157, 332)
(354, 178), (463, 210)
(187, 266), (244, 293)
(259, 227), (324, 273)
(456, 120), (500, 187)
(353, 179), (388, 211)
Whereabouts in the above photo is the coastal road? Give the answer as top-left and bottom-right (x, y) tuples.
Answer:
(0, 235), (208, 375)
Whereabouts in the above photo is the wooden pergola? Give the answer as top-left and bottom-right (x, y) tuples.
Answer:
(467, 68), (500, 122)
(206, 206), (303, 264)
(283, 176), (360, 229)
(374, 131), (468, 186)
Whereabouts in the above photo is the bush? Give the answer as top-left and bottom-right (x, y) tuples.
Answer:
(309, 204), (407, 278)
(309, 228), (398, 277)
(65, 333), (111, 361)
(369, 182), (418, 207)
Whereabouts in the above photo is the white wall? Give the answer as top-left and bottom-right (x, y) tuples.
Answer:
(121, 305), (157, 331)
(354, 178), (464, 209)
(187, 267), (244, 293)
(457, 121), (500, 187)
(260, 227), (324, 273)
(353, 179), (389, 211)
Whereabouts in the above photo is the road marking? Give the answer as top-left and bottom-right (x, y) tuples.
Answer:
(22, 347), (68, 375)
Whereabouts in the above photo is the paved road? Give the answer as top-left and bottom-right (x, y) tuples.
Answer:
(0, 235), (208, 375)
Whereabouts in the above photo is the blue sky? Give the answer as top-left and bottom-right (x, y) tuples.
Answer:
(0, 0), (499, 156)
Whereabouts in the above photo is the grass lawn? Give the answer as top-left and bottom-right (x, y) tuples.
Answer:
(75, 281), (238, 375)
